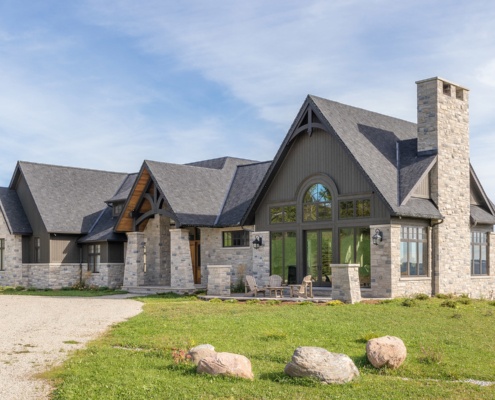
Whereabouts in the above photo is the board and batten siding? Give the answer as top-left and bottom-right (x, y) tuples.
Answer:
(256, 128), (390, 230)
(50, 235), (80, 263)
(14, 176), (50, 263)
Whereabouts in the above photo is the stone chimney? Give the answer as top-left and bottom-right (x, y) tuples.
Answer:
(416, 77), (471, 294)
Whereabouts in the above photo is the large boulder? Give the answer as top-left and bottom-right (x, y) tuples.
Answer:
(187, 344), (216, 365)
(284, 346), (359, 384)
(197, 352), (254, 380)
(366, 336), (407, 369)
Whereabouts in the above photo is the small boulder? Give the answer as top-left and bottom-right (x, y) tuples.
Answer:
(197, 352), (254, 380)
(187, 344), (216, 365)
(284, 346), (359, 384)
(366, 336), (407, 369)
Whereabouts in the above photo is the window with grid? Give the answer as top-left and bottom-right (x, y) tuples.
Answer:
(303, 183), (332, 222)
(471, 232), (488, 275)
(222, 231), (250, 247)
(88, 244), (101, 273)
(0, 239), (5, 271)
(34, 237), (41, 263)
(400, 226), (427, 276)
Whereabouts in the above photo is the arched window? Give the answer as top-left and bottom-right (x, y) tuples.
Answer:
(303, 183), (332, 221)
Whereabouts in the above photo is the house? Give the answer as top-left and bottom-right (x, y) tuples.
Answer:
(1, 76), (494, 298)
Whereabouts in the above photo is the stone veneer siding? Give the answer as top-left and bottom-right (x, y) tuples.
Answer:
(206, 265), (231, 296)
(86, 263), (125, 288)
(370, 224), (434, 298)
(169, 228), (195, 290)
(123, 232), (145, 287)
(0, 213), (24, 286)
(331, 264), (361, 304)
(200, 228), (270, 289)
(143, 215), (171, 286)
(417, 78), (471, 295)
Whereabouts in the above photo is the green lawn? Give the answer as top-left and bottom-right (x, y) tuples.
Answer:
(49, 295), (495, 399)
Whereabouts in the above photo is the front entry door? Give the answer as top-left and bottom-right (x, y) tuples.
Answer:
(189, 241), (201, 284)
(305, 230), (332, 286)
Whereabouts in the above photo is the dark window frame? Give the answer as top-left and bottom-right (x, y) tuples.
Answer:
(222, 231), (250, 248)
(400, 226), (428, 277)
(471, 231), (488, 276)
(302, 183), (332, 222)
(338, 198), (371, 219)
(269, 205), (297, 224)
(34, 237), (41, 263)
(88, 244), (101, 273)
(0, 238), (5, 271)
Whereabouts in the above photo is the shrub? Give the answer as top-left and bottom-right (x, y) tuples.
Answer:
(15, 286), (25, 291)
(414, 293), (429, 300)
(441, 300), (458, 308)
(488, 301), (495, 307)
(435, 293), (454, 299)
(224, 299), (238, 304)
(401, 298), (417, 307)
(297, 301), (315, 306)
(246, 299), (261, 305)
(266, 300), (281, 306)
(456, 297), (471, 305)
(208, 298), (223, 303)
(326, 300), (344, 306)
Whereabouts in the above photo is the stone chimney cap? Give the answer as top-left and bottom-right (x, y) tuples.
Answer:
(415, 77), (469, 91)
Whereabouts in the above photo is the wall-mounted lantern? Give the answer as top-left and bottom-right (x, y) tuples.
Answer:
(252, 235), (263, 250)
(372, 229), (383, 245)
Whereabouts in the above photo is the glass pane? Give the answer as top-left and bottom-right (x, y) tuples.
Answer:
(356, 228), (371, 286)
(409, 242), (417, 275)
(481, 246), (487, 275)
(473, 245), (481, 274)
(321, 231), (333, 283)
(270, 207), (283, 224)
(285, 206), (297, 223)
(270, 232), (283, 277)
(339, 201), (353, 219)
(356, 199), (371, 217)
(418, 242), (425, 275)
(304, 184), (318, 203)
(223, 232), (232, 247)
(318, 185), (332, 202)
(318, 202), (332, 220)
(306, 231), (319, 282)
(303, 204), (317, 221)
(284, 232), (297, 283)
(339, 228), (354, 264)
(400, 242), (408, 276)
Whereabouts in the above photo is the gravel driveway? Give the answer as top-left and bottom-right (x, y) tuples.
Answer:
(0, 295), (143, 399)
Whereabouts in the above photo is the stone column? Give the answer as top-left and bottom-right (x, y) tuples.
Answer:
(207, 265), (231, 296)
(331, 264), (361, 304)
(170, 229), (195, 289)
(123, 232), (145, 287)
(370, 224), (400, 298)
(250, 231), (270, 285)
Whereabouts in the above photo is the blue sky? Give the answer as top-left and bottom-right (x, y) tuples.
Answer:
(1, 1), (495, 199)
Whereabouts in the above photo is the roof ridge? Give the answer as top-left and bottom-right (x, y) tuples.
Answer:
(18, 161), (129, 176)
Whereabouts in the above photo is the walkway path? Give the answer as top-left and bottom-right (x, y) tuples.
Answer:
(0, 295), (143, 399)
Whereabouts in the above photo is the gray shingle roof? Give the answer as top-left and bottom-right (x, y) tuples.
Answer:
(0, 187), (32, 234)
(13, 162), (128, 234)
(78, 206), (127, 243)
(145, 157), (258, 227)
(471, 205), (495, 225)
(216, 161), (271, 227)
(106, 173), (138, 203)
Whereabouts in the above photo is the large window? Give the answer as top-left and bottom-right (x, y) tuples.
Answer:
(0, 238), (5, 271)
(222, 231), (250, 247)
(270, 205), (296, 224)
(400, 226), (427, 276)
(271, 232), (296, 284)
(303, 183), (332, 222)
(471, 232), (488, 275)
(339, 228), (371, 286)
(88, 244), (101, 273)
(339, 199), (371, 219)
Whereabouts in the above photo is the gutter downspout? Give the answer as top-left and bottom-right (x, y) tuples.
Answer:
(430, 218), (444, 295)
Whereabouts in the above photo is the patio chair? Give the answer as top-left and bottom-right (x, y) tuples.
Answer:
(244, 275), (266, 297)
(289, 275), (314, 298)
(267, 274), (284, 297)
